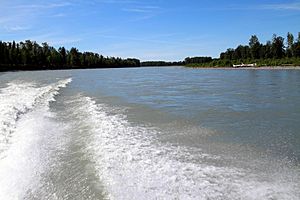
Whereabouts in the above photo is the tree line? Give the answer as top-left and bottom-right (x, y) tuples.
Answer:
(141, 61), (184, 66)
(184, 57), (212, 64)
(0, 40), (140, 71)
(143, 32), (300, 68)
(220, 32), (300, 60)
(2, 33), (300, 71)
(140, 57), (212, 67)
(184, 32), (300, 67)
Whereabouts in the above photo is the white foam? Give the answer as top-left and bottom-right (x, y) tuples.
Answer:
(0, 78), (72, 157)
(0, 108), (67, 199)
(0, 78), (72, 199)
(68, 95), (300, 200)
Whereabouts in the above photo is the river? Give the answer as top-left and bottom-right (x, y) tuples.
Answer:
(0, 67), (299, 199)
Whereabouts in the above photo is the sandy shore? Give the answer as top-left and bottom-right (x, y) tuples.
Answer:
(190, 66), (300, 70)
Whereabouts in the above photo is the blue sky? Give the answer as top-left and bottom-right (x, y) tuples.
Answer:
(0, 0), (300, 61)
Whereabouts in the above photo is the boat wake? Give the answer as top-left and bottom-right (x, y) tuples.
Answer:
(0, 77), (299, 199)
(65, 95), (300, 200)
(0, 78), (71, 199)
(0, 78), (71, 157)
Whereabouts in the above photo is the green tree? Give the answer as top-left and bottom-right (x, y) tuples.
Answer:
(286, 32), (294, 57)
(58, 47), (67, 66)
(69, 47), (80, 66)
(271, 34), (285, 58)
(249, 35), (261, 59)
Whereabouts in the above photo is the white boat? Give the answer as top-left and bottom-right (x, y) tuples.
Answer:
(233, 63), (257, 68)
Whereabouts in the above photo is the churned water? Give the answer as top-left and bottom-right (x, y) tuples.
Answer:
(0, 67), (299, 199)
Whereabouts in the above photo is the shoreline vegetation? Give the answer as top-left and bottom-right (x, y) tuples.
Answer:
(0, 40), (140, 72)
(141, 32), (300, 69)
(185, 32), (300, 68)
(186, 66), (300, 70)
(185, 58), (300, 68)
(1, 32), (300, 71)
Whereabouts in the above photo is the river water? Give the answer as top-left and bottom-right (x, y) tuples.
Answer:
(0, 67), (299, 199)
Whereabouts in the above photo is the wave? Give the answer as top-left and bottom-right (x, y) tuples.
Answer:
(0, 78), (72, 199)
(0, 78), (72, 157)
(66, 95), (300, 200)
(0, 77), (299, 199)
(0, 108), (69, 199)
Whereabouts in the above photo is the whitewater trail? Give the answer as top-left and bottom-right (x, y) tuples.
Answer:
(0, 77), (299, 199)
(64, 95), (300, 200)
(0, 78), (71, 199)
(0, 78), (71, 157)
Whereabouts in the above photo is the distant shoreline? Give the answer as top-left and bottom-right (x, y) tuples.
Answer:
(186, 66), (300, 70)
(2, 66), (300, 73)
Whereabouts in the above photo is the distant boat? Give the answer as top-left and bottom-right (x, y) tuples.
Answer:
(233, 63), (257, 68)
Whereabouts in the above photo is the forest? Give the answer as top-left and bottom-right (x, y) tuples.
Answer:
(186, 32), (300, 67)
(0, 40), (140, 71)
(1, 32), (300, 71)
(141, 61), (184, 66)
(140, 57), (212, 67)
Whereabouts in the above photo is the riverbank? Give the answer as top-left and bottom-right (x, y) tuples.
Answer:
(185, 57), (300, 69)
(186, 66), (300, 70)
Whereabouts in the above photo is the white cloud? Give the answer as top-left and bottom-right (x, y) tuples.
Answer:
(50, 38), (82, 46)
(260, 2), (300, 11)
(93, 0), (137, 4)
(14, 2), (72, 10)
(16, 31), (82, 46)
(122, 5), (160, 13)
(51, 13), (67, 18)
(122, 8), (152, 13)
(203, 2), (300, 11)
(0, 1), (73, 33)
(4, 25), (30, 32)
